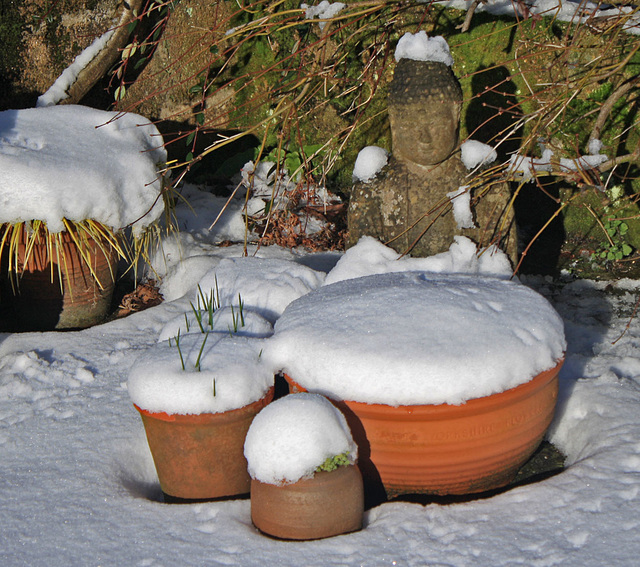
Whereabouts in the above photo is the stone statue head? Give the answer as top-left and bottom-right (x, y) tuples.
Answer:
(388, 59), (463, 166)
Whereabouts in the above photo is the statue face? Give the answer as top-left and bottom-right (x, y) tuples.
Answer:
(389, 101), (460, 165)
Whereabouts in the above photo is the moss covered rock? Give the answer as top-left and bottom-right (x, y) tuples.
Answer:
(0, 0), (127, 110)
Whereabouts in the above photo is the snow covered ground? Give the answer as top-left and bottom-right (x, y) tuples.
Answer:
(2, 182), (640, 566)
(2, 2), (640, 563)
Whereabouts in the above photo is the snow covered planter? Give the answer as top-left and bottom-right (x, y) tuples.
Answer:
(0, 105), (166, 330)
(244, 393), (364, 540)
(128, 334), (274, 501)
(263, 271), (566, 497)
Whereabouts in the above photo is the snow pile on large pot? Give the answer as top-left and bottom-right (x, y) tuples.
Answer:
(0, 105), (166, 232)
(244, 393), (357, 485)
(263, 239), (566, 406)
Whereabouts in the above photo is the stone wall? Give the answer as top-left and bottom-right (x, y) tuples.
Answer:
(1, 0), (124, 109)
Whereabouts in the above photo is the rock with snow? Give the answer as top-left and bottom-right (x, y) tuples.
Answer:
(244, 392), (357, 485)
(36, 29), (115, 108)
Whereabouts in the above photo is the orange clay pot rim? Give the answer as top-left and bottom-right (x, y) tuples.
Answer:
(285, 358), (563, 416)
(252, 463), (359, 487)
(133, 387), (274, 423)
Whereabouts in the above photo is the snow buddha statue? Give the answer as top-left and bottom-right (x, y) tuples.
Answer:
(347, 58), (516, 261)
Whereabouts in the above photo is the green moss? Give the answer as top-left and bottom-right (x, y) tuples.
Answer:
(315, 451), (351, 473)
(564, 189), (640, 248)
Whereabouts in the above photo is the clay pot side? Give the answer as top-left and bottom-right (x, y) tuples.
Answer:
(0, 224), (119, 331)
(135, 388), (274, 501)
(286, 359), (563, 497)
(250, 464), (364, 540)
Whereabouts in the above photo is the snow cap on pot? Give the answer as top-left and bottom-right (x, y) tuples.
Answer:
(244, 393), (357, 485)
(127, 334), (273, 415)
(0, 105), (166, 234)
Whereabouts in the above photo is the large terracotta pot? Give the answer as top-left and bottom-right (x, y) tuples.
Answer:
(250, 464), (364, 540)
(287, 359), (563, 497)
(0, 224), (119, 331)
(135, 388), (274, 501)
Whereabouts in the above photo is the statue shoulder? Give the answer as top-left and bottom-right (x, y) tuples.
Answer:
(350, 155), (400, 196)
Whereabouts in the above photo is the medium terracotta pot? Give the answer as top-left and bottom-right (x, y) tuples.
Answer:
(251, 464), (364, 540)
(286, 359), (563, 497)
(135, 388), (274, 501)
(0, 224), (119, 330)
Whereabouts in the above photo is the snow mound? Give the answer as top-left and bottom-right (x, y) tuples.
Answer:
(127, 334), (273, 415)
(158, 306), (274, 342)
(461, 140), (498, 170)
(37, 29), (115, 108)
(326, 236), (511, 286)
(352, 146), (389, 183)
(447, 187), (476, 229)
(263, 271), (566, 406)
(197, 257), (325, 322)
(394, 32), (454, 65)
(0, 105), (166, 233)
(244, 392), (357, 485)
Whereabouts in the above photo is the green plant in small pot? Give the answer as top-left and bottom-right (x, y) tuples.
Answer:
(245, 392), (364, 540)
(0, 104), (167, 331)
(128, 314), (275, 502)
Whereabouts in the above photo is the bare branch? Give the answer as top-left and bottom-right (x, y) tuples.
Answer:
(457, 0), (487, 33)
(590, 76), (640, 143)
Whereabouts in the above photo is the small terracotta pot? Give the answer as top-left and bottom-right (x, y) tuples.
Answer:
(251, 464), (364, 540)
(0, 224), (119, 330)
(135, 388), (274, 501)
(286, 359), (563, 497)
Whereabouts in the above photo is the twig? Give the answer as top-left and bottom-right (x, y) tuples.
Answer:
(589, 77), (640, 143)
(457, 0), (486, 33)
(511, 198), (574, 276)
(599, 148), (640, 173)
(584, 204), (615, 247)
(612, 292), (640, 346)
